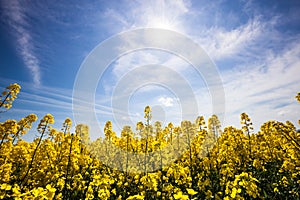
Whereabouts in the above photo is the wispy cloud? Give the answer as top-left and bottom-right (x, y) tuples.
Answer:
(0, 77), (115, 121)
(196, 16), (268, 61)
(158, 96), (175, 107)
(1, 0), (41, 86)
(222, 40), (300, 129)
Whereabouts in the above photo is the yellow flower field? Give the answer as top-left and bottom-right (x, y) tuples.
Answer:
(0, 84), (299, 199)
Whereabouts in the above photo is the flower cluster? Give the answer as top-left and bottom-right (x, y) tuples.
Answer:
(0, 83), (21, 110)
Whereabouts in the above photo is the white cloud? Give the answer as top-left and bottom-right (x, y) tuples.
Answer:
(196, 17), (265, 60)
(158, 96), (175, 107)
(2, 1), (41, 86)
(221, 40), (300, 129)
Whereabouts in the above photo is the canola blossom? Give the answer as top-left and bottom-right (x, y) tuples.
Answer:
(0, 83), (299, 199)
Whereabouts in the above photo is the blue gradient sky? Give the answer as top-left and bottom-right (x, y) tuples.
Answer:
(0, 0), (299, 140)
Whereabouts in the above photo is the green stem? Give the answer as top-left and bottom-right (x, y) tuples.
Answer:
(0, 133), (8, 148)
(63, 134), (74, 199)
(144, 115), (150, 175)
(21, 121), (48, 187)
(0, 93), (10, 108)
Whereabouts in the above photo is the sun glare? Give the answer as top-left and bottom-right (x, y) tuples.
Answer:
(147, 16), (179, 31)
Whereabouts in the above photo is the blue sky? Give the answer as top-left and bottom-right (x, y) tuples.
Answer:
(0, 0), (300, 140)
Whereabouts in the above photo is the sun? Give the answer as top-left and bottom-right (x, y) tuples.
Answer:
(146, 16), (179, 31)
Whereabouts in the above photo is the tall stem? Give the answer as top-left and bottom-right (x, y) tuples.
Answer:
(159, 146), (163, 200)
(63, 134), (74, 199)
(0, 93), (10, 108)
(126, 136), (129, 175)
(187, 127), (194, 188)
(144, 117), (149, 175)
(21, 121), (48, 187)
